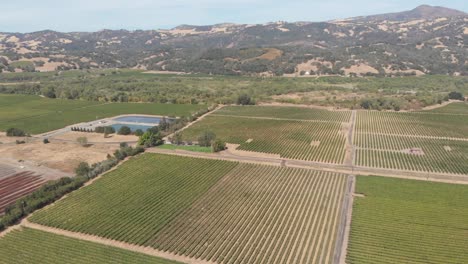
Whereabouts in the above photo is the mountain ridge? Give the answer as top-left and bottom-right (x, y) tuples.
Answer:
(0, 5), (466, 76)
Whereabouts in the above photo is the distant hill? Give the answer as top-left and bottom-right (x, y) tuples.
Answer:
(0, 5), (466, 76)
(350, 5), (467, 22)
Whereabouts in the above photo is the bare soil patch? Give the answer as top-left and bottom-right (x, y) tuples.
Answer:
(443, 146), (452, 152)
(401, 148), (425, 156)
(310, 141), (320, 147)
(0, 140), (119, 173)
(246, 138), (253, 143)
(224, 143), (281, 159)
(52, 131), (138, 144)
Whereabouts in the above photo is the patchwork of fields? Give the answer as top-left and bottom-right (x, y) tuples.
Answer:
(0, 228), (180, 264)
(30, 153), (349, 264)
(0, 94), (205, 134)
(347, 176), (468, 263)
(182, 106), (352, 164)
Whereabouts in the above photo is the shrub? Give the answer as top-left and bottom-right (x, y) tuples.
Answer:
(6, 128), (26, 137)
(172, 132), (183, 145)
(15, 140), (26, 144)
(237, 94), (255, 105)
(43, 138), (49, 144)
(77, 137), (88, 147)
(118, 126), (132, 135)
(212, 139), (226, 152)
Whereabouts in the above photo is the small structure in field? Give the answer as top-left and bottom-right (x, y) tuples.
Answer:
(402, 148), (424, 156)
(310, 141), (320, 147)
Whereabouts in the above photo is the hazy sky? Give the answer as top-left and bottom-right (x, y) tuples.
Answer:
(2, 0), (467, 33)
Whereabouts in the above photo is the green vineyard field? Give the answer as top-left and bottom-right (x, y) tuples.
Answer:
(30, 154), (238, 244)
(152, 164), (348, 264)
(354, 134), (468, 174)
(0, 227), (180, 264)
(356, 111), (468, 138)
(183, 107), (350, 163)
(347, 176), (468, 264)
(31, 154), (349, 264)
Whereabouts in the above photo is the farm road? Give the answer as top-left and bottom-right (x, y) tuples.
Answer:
(147, 148), (468, 185)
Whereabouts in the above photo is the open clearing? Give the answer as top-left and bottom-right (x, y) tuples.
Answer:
(182, 106), (351, 163)
(347, 176), (468, 263)
(0, 227), (180, 264)
(0, 94), (205, 134)
(0, 140), (120, 173)
(30, 153), (349, 264)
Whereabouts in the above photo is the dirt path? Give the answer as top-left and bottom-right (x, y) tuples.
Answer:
(335, 175), (356, 264)
(22, 219), (213, 264)
(420, 100), (455, 111)
(344, 110), (356, 166)
(147, 148), (468, 185)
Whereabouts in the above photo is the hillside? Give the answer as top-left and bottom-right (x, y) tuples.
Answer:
(0, 5), (466, 76)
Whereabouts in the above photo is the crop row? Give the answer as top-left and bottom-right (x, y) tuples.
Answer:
(347, 176), (468, 263)
(183, 116), (348, 163)
(151, 164), (348, 264)
(355, 111), (468, 139)
(0, 227), (178, 264)
(354, 133), (468, 175)
(30, 154), (238, 245)
(0, 172), (46, 213)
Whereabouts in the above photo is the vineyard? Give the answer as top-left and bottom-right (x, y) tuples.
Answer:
(30, 154), (237, 244)
(0, 94), (205, 134)
(354, 110), (468, 175)
(151, 164), (348, 264)
(347, 176), (468, 264)
(0, 172), (46, 214)
(30, 154), (349, 264)
(354, 134), (468, 175)
(0, 227), (179, 264)
(355, 111), (468, 138)
(182, 107), (350, 163)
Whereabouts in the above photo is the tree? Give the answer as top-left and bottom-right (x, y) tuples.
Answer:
(77, 137), (88, 147)
(6, 128), (26, 137)
(159, 117), (169, 131)
(43, 138), (50, 144)
(172, 132), (183, 145)
(448, 91), (464, 101)
(198, 131), (216, 147)
(138, 132), (163, 147)
(134, 129), (144, 136)
(237, 94), (255, 105)
(212, 139), (226, 152)
(75, 162), (90, 176)
(118, 126), (132, 135)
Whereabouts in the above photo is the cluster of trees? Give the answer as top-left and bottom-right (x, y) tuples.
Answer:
(0, 177), (88, 231)
(360, 98), (404, 111)
(198, 131), (226, 152)
(71, 127), (94, 133)
(448, 91), (465, 101)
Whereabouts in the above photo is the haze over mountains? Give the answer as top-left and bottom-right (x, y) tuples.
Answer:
(0, 5), (466, 76)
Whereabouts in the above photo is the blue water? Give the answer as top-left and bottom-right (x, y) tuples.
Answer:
(113, 116), (174, 124)
(111, 123), (153, 132)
